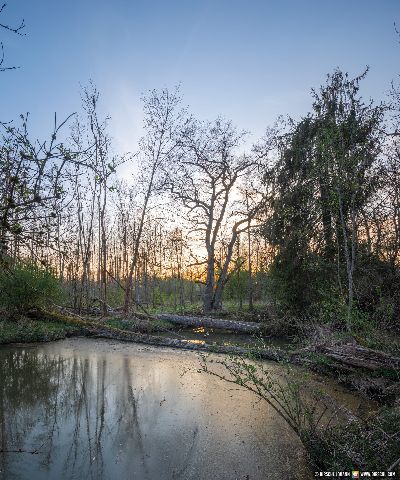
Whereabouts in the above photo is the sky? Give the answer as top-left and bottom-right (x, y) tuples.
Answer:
(1, 0), (399, 156)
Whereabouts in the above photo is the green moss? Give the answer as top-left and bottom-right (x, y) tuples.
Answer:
(0, 318), (80, 344)
(104, 317), (174, 333)
(372, 367), (400, 381)
(303, 351), (335, 367)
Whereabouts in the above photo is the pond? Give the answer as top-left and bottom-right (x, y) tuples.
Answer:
(0, 338), (312, 480)
(157, 326), (291, 349)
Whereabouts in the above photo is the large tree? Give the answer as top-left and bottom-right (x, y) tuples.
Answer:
(169, 118), (264, 312)
(264, 69), (385, 327)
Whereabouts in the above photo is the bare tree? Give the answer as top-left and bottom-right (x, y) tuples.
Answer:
(123, 87), (185, 313)
(0, 113), (77, 264)
(0, 3), (25, 72)
(168, 118), (265, 312)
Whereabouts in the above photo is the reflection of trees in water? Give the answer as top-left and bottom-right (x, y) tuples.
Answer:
(0, 349), (61, 475)
(0, 348), (152, 480)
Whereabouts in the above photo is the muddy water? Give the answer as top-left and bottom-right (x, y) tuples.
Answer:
(158, 326), (291, 349)
(0, 338), (314, 480)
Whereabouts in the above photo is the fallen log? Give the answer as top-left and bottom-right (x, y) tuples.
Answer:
(315, 343), (400, 371)
(33, 310), (400, 404)
(80, 322), (283, 361)
(156, 313), (262, 333)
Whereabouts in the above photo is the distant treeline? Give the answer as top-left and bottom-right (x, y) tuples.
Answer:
(1, 69), (400, 333)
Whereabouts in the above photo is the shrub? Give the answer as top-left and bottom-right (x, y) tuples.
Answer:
(201, 353), (400, 472)
(0, 262), (61, 314)
(267, 249), (333, 315)
(307, 407), (400, 471)
(317, 296), (374, 333)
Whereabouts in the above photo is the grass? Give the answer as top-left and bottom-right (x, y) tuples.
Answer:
(138, 301), (269, 320)
(355, 329), (400, 356)
(0, 317), (80, 344)
(104, 317), (175, 334)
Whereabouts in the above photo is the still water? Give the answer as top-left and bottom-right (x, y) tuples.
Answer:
(158, 326), (292, 349)
(0, 338), (311, 480)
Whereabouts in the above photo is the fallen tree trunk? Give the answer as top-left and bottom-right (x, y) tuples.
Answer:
(79, 322), (283, 361)
(46, 308), (400, 374)
(296, 343), (400, 371)
(39, 309), (277, 360)
(39, 309), (400, 404)
(156, 314), (262, 333)
(314, 343), (400, 371)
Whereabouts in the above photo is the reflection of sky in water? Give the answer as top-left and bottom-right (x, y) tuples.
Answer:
(158, 328), (291, 350)
(0, 338), (311, 480)
(183, 339), (205, 345)
(193, 327), (205, 333)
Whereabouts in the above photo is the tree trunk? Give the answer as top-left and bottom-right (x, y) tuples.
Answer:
(203, 252), (215, 312)
(246, 195), (254, 311)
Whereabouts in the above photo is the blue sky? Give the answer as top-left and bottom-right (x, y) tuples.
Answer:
(1, 0), (399, 154)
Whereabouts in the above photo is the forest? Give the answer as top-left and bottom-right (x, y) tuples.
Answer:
(0, 3), (399, 479)
(1, 71), (399, 332)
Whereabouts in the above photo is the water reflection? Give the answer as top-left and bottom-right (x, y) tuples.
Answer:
(0, 348), (174, 479)
(158, 328), (291, 349)
(0, 339), (310, 480)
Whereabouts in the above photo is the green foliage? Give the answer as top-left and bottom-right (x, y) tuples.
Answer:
(262, 69), (388, 328)
(0, 318), (78, 344)
(202, 353), (400, 473)
(224, 269), (249, 301)
(0, 262), (61, 314)
(306, 407), (400, 471)
(317, 296), (373, 333)
(355, 249), (400, 332)
(317, 295), (348, 325)
(355, 329), (400, 356)
(302, 351), (335, 368)
(268, 250), (331, 313)
(348, 307), (373, 333)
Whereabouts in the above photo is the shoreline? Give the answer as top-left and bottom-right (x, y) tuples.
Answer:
(1, 313), (398, 406)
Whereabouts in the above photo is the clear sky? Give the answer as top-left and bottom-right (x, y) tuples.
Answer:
(1, 0), (399, 154)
